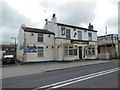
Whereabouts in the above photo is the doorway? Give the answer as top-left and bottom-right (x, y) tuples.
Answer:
(79, 46), (82, 59)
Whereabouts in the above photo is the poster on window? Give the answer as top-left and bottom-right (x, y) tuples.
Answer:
(24, 45), (37, 53)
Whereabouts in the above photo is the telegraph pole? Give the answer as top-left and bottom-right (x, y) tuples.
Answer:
(105, 26), (107, 53)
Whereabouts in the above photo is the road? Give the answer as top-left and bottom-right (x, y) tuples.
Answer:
(2, 60), (119, 89)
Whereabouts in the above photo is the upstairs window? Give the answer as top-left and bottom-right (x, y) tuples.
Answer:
(78, 31), (82, 40)
(88, 32), (92, 41)
(66, 29), (71, 40)
(38, 34), (43, 42)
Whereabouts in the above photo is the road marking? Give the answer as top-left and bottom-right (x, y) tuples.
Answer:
(52, 68), (119, 88)
(34, 67), (119, 90)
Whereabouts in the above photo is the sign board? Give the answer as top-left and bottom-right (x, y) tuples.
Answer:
(24, 46), (37, 53)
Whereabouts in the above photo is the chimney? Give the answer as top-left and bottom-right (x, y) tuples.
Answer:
(21, 24), (25, 29)
(88, 23), (93, 30)
(51, 13), (57, 23)
(45, 19), (48, 21)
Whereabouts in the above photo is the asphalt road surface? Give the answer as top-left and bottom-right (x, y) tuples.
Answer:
(2, 60), (119, 89)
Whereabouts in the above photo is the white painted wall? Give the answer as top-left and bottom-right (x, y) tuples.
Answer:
(57, 25), (97, 41)
(17, 27), (24, 62)
(24, 33), (55, 62)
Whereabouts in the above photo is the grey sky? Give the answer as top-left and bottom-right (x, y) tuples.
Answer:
(1, 0), (119, 44)
(2, 2), (39, 44)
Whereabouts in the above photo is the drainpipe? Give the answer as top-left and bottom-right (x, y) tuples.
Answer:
(54, 36), (55, 61)
(23, 31), (26, 63)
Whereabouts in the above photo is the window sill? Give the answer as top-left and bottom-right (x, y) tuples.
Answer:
(38, 41), (44, 43)
(37, 56), (44, 58)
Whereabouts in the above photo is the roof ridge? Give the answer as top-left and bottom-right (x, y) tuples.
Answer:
(57, 22), (97, 32)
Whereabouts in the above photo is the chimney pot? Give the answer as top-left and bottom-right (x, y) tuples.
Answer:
(88, 23), (93, 30)
(53, 14), (56, 18)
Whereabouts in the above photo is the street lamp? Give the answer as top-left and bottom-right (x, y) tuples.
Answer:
(11, 37), (16, 61)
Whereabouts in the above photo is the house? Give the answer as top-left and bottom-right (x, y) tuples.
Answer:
(118, 27), (120, 59)
(97, 34), (118, 59)
(17, 14), (98, 63)
(44, 14), (98, 60)
(0, 44), (16, 60)
(17, 25), (55, 62)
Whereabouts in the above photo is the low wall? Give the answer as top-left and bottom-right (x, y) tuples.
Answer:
(98, 53), (110, 59)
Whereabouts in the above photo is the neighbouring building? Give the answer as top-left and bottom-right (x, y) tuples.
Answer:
(17, 14), (98, 63)
(98, 34), (118, 59)
(118, 29), (120, 59)
(0, 44), (16, 60)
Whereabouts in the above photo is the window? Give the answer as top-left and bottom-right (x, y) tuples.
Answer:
(69, 46), (73, 55)
(78, 31), (82, 40)
(64, 46), (68, 56)
(88, 48), (91, 56)
(88, 32), (92, 41)
(74, 49), (77, 55)
(92, 48), (95, 55)
(38, 34), (43, 42)
(38, 47), (43, 56)
(66, 29), (71, 39)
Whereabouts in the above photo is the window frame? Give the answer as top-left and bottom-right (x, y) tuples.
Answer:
(38, 33), (43, 42)
(69, 46), (73, 55)
(37, 47), (44, 57)
(88, 32), (92, 41)
(78, 31), (82, 40)
(64, 46), (68, 56)
(66, 29), (71, 40)
(74, 49), (77, 55)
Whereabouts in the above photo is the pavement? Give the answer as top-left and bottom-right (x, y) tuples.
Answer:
(2, 60), (115, 79)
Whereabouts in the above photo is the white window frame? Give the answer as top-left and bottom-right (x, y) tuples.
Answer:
(38, 47), (44, 56)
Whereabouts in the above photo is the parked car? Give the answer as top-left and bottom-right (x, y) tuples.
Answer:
(2, 54), (15, 64)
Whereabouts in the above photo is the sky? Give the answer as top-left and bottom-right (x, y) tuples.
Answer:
(1, 0), (119, 44)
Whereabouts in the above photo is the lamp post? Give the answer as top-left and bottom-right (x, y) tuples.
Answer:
(11, 37), (16, 62)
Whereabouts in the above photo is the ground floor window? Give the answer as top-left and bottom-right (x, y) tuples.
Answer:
(92, 47), (95, 55)
(38, 47), (43, 56)
(87, 46), (96, 56)
(69, 46), (73, 55)
(88, 48), (91, 56)
(64, 46), (68, 55)
(74, 49), (77, 55)
(64, 45), (75, 56)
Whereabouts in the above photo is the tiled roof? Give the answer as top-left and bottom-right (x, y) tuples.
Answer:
(22, 27), (55, 35)
(57, 23), (97, 32)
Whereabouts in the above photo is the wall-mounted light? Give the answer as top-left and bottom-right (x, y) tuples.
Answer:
(75, 45), (77, 47)
(46, 45), (48, 48)
(74, 35), (76, 37)
(61, 27), (65, 35)
(52, 46), (54, 48)
(48, 35), (51, 37)
(31, 33), (34, 36)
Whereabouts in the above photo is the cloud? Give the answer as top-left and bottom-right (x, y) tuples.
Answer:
(39, 1), (97, 26)
(1, 2), (39, 44)
(105, 16), (118, 28)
